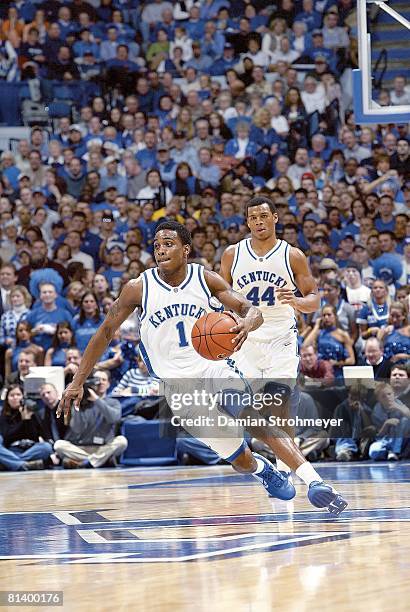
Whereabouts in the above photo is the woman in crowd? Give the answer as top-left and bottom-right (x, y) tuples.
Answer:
(379, 302), (410, 365)
(0, 385), (53, 471)
(283, 87), (307, 126)
(53, 243), (72, 268)
(0, 285), (31, 350)
(65, 281), (86, 315)
(175, 108), (195, 140)
(44, 321), (76, 367)
(93, 273), (113, 306)
(72, 291), (104, 353)
(4, 321), (44, 379)
(303, 304), (355, 378)
(357, 280), (390, 339)
(169, 163), (201, 197)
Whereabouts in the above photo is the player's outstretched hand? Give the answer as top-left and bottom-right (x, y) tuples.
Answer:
(56, 383), (84, 425)
(275, 288), (298, 309)
(229, 313), (252, 352)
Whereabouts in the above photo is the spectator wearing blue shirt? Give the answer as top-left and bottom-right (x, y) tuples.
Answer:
(200, 0), (229, 21)
(374, 195), (396, 232)
(209, 43), (237, 76)
(357, 280), (390, 338)
(100, 26), (120, 62)
(201, 21), (225, 59)
(72, 291), (105, 353)
(185, 41), (213, 74)
(224, 122), (259, 159)
(197, 147), (221, 188)
(156, 143), (177, 183)
(100, 157), (127, 195)
(0, 152), (20, 190)
(24, 282), (73, 352)
(100, 245), (128, 293)
(44, 321), (76, 367)
(138, 202), (157, 253)
(136, 130), (158, 170)
(295, 0), (322, 31)
(73, 28), (100, 58)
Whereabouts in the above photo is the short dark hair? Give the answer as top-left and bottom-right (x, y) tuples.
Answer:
(155, 221), (192, 248)
(244, 196), (277, 216)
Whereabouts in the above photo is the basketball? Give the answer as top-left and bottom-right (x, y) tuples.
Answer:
(191, 312), (237, 360)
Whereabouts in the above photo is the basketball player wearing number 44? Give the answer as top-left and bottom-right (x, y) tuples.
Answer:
(57, 219), (347, 516)
(221, 195), (334, 489)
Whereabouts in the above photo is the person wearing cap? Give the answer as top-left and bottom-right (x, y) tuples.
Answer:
(209, 42), (237, 76)
(100, 156), (127, 195)
(170, 130), (199, 174)
(155, 143), (177, 184)
(99, 244), (127, 293)
(352, 242), (374, 285)
(337, 233), (356, 268)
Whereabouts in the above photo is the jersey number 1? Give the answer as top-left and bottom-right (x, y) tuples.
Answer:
(176, 321), (189, 347)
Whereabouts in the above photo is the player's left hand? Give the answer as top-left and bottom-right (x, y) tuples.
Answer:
(228, 313), (252, 352)
(275, 288), (298, 309)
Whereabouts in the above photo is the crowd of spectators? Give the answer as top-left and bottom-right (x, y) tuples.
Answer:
(0, 0), (409, 470)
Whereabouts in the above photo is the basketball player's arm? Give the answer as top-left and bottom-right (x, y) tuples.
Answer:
(276, 248), (320, 314)
(204, 270), (263, 351)
(219, 245), (235, 284)
(57, 279), (142, 423)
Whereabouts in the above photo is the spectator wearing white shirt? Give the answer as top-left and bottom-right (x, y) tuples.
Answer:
(301, 76), (327, 114)
(137, 169), (172, 205)
(288, 147), (311, 189)
(267, 97), (289, 137)
(65, 230), (95, 272)
(170, 26), (193, 62)
(390, 76), (410, 107)
(270, 36), (300, 67)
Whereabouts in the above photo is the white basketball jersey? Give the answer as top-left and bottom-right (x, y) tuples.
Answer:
(231, 238), (297, 340)
(139, 263), (220, 378)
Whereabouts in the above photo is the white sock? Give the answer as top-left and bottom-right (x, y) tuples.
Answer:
(253, 457), (267, 475)
(276, 458), (291, 474)
(295, 462), (323, 487)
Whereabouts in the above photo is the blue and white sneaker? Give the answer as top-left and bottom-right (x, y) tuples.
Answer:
(252, 453), (296, 500)
(308, 481), (348, 516)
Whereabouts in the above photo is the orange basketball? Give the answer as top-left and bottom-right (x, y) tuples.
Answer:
(191, 312), (238, 361)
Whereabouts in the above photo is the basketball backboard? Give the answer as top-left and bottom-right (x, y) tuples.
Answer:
(354, 0), (410, 123)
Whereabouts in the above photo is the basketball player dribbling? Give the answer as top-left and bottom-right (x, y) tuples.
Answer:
(220, 196), (325, 480)
(58, 221), (347, 514)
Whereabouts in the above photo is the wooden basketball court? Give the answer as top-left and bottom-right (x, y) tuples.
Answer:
(1, 462), (410, 611)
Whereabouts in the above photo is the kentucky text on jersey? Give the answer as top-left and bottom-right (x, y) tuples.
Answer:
(149, 303), (206, 328)
(236, 271), (287, 290)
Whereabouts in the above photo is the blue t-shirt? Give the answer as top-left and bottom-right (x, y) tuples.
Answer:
(72, 315), (104, 352)
(25, 307), (73, 351)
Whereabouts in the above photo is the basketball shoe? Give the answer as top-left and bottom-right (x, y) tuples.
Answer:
(308, 481), (348, 516)
(252, 453), (296, 500)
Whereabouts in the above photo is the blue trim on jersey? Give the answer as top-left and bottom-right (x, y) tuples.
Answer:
(139, 341), (159, 378)
(179, 263), (194, 290)
(197, 265), (221, 312)
(231, 242), (241, 277)
(152, 268), (171, 292)
(245, 239), (258, 261)
(284, 243), (297, 290)
(264, 239), (283, 260)
(140, 272), (148, 321)
(225, 440), (247, 462)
